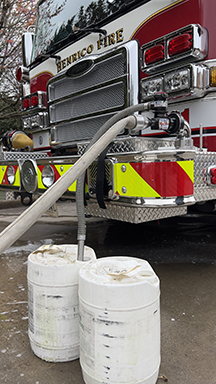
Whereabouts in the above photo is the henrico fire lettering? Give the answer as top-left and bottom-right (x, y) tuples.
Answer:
(56, 29), (124, 73)
(87, 44), (94, 54)
(97, 28), (124, 50)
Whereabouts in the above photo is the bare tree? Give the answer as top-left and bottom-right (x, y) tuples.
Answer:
(0, 0), (36, 131)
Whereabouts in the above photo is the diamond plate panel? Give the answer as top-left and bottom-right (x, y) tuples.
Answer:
(78, 136), (177, 156)
(194, 151), (216, 202)
(0, 152), (48, 161)
(85, 202), (187, 224)
(109, 137), (177, 153)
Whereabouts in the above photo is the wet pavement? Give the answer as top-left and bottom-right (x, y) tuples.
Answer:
(0, 199), (216, 384)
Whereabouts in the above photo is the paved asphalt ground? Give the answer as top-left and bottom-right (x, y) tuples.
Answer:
(0, 199), (216, 384)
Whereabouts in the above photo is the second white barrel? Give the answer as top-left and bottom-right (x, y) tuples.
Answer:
(79, 256), (160, 384)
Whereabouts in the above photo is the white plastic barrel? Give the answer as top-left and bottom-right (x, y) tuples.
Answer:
(27, 244), (96, 362)
(79, 256), (160, 384)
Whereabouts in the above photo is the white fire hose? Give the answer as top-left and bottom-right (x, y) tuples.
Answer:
(0, 116), (138, 255)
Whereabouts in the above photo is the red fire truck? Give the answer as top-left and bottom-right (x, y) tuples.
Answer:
(1, 0), (216, 224)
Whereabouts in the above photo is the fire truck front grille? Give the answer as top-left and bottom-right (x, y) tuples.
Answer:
(49, 82), (125, 124)
(47, 41), (139, 146)
(52, 114), (115, 143)
(49, 53), (125, 101)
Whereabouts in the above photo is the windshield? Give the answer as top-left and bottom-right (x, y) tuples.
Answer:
(32, 0), (147, 60)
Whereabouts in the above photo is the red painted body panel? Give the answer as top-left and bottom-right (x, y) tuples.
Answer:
(132, 0), (215, 78)
(30, 72), (53, 93)
(130, 162), (193, 197)
(133, 0), (216, 152)
(192, 131), (216, 151)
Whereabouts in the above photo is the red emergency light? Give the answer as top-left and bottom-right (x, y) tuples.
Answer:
(145, 44), (165, 65)
(16, 67), (22, 82)
(16, 66), (29, 82)
(29, 91), (47, 109)
(168, 32), (192, 57)
(22, 92), (46, 111)
(30, 94), (39, 107)
(22, 97), (30, 109)
(210, 168), (216, 185)
(141, 25), (207, 73)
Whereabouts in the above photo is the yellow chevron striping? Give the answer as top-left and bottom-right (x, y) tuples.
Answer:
(177, 160), (194, 183)
(0, 166), (20, 187)
(37, 167), (44, 189)
(114, 163), (161, 197)
(0, 165), (6, 184)
(55, 165), (76, 191)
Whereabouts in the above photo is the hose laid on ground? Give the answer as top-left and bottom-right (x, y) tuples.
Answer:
(0, 116), (137, 255)
(76, 102), (151, 260)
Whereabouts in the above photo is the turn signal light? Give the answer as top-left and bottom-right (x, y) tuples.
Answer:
(209, 67), (216, 87)
(168, 32), (192, 57)
(145, 44), (165, 65)
(7, 166), (16, 185)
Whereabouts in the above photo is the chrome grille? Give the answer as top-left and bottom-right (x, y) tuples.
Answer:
(49, 82), (125, 123)
(49, 53), (125, 101)
(47, 41), (139, 145)
(52, 114), (115, 143)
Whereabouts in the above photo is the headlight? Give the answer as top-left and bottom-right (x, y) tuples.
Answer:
(31, 112), (48, 129)
(7, 166), (15, 185)
(23, 117), (31, 130)
(20, 160), (37, 193)
(31, 114), (41, 128)
(141, 77), (163, 100)
(164, 68), (190, 94)
(141, 64), (207, 102)
(23, 112), (48, 131)
(42, 165), (55, 188)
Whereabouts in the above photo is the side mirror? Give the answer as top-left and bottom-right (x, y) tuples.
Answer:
(22, 26), (35, 67)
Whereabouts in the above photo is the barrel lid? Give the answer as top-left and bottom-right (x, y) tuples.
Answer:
(79, 257), (160, 309)
(80, 256), (158, 285)
(28, 244), (95, 266)
(27, 244), (96, 286)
